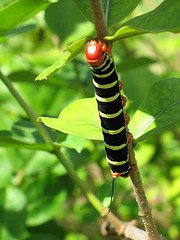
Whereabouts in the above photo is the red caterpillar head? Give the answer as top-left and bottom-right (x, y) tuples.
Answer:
(85, 40), (112, 67)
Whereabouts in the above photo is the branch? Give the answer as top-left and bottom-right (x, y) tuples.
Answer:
(89, 1), (162, 239)
(128, 143), (162, 240)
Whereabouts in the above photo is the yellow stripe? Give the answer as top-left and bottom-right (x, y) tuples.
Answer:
(93, 67), (115, 78)
(101, 58), (112, 72)
(93, 79), (117, 89)
(102, 126), (125, 135)
(99, 108), (123, 118)
(105, 142), (127, 151)
(93, 55), (110, 70)
(95, 92), (119, 103)
(106, 157), (128, 166)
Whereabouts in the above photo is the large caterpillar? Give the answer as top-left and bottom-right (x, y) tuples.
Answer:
(85, 40), (133, 179)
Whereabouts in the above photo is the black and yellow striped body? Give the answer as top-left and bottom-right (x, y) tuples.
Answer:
(90, 53), (131, 177)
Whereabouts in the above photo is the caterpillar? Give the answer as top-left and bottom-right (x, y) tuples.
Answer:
(85, 40), (134, 179)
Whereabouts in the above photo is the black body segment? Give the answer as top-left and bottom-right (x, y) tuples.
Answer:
(90, 53), (131, 177)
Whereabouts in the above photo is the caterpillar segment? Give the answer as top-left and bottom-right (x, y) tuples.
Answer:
(85, 40), (134, 178)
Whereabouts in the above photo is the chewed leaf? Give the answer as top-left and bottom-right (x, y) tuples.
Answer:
(35, 37), (88, 81)
(38, 98), (103, 140)
(129, 78), (180, 142)
(106, 0), (180, 41)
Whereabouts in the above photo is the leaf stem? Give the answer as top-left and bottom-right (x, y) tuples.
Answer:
(0, 70), (51, 143)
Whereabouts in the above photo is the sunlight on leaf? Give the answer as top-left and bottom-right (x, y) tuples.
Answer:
(129, 78), (180, 142)
(0, 0), (53, 36)
(38, 98), (103, 140)
(39, 79), (180, 143)
(106, 0), (180, 41)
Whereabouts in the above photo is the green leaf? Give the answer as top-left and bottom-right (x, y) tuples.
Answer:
(45, 0), (93, 44)
(35, 51), (71, 81)
(105, 0), (141, 27)
(129, 78), (180, 142)
(74, 0), (92, 22)
(106, 0), (180, 41)
(59, 134), (86, 153)
(121, 65), (158, 111)
(35, 37), (88, 81)
(0, 156), (13, 188)
(75, 0), (141, 27)
(39, 79), (180, 143)
(28, 233), (60, 240)
(27, 191), (67, 226)
(0, 136), (53, 151)
(0, 128), (53, 151)
(118, 57), (156, 73)
(0, 186), (27, 240)
(38, 98), (103, 141)
(0, 0), (54, 36)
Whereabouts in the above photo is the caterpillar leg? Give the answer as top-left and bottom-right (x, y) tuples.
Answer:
(118, 81), (123, 90)
(128, 164), (137, 176)
(124, 113), (130, 126)
(127, 132), (133, 143)
(121, 95), (127, 107)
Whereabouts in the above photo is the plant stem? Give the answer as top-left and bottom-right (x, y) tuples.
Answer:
(128, 143), (161, 240)
(0, 70), (51, 143)
(89, 1), (161, 239)
(89, 0), (108, 40)
(54, 148), (104, 214)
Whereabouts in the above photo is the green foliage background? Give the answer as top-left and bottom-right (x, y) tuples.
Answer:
(0, 0), (179, 240)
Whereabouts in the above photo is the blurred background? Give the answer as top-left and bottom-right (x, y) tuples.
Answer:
(0, 0), (179, 239)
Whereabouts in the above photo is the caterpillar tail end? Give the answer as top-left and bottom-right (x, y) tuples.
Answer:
(111, 164), (137, 179)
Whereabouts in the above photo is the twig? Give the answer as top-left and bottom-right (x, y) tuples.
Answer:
(89, 1), (162, 239)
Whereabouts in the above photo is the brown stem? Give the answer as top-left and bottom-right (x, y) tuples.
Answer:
(128, 143), (161, 240)
(89, 0), (108, 40)
(89, 1), (162, 239)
